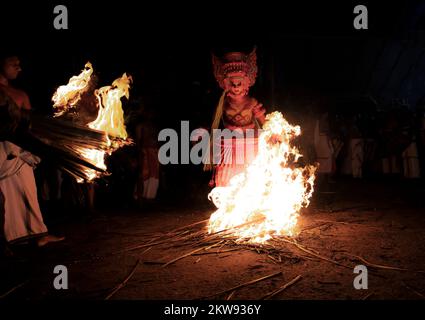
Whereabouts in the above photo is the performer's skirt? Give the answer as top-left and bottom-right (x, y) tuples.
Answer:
(214, 137), (258, 187)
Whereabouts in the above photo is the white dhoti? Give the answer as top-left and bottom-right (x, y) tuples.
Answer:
(313, 120), (334, 174)
(402, 142), (421, 178)
(341, 139), (364, 178)
(0, 141), (48, 242)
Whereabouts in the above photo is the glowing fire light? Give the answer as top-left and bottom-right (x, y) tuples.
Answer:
(74, 148), (108, 183)
(51, 63), (132, 182)
(52, 62), (94, 117)
(208, 111), (316, 243)
(89, 73), (132, 140)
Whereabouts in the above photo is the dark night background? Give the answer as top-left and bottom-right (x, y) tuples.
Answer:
(4, 1), (425, 113)
(2, 0), (425, 205)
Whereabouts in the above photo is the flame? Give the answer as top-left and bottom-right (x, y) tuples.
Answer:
(52, 64), (132, 183)
(52, 62), (93, 117)
(73, 148), (107, 183)
(208, 111), (316, 243)
(79, 73), (132, 181)
(88, 73), (132, 140)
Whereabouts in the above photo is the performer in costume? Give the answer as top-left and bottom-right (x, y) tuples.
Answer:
(205, 48), (266, 187)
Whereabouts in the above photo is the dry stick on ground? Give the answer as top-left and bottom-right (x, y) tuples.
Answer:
(314, 219), (382, 229)
(192, 248), (242, 256)
(226, 290), (236, 300)
(166, 219), (210, 234)
(0, 281), (27, 299)
(279, 238), (353, 270)
(162, 241), (224, 268)
(114, 239), (173, 254)
(105, 259), (140, 300)
(347, 254), (425, 274)
(142, 229), (195, 246)
(362, 292), (375, 300)
(300, 222), (331, 233)
(124, 219), (209, 250)
(200, 271), (283, 300)
(261, 275), (302, 300)
(203, 217), (266, 240)
(151, 227), (204, 243)
(138, 246), (153, 256)
(164, 218), (265, 250)
(188, 218), (266, 248)
(267, 255), (279, 264)
(402, 282), (425, 299)
(143, 219), (210, 243)
(167, 229), (209, 244)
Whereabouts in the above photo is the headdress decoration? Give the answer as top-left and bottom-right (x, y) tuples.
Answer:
(212, 47), (258, 89)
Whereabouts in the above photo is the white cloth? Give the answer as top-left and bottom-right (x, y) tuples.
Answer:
(0, 141), (47, 242)
(382, 156), (401, 174)
(402, 142), (420, 178)
(143, 178), (159, 200)
(341, 139), (364, 178)
(313, 120), (334, 173)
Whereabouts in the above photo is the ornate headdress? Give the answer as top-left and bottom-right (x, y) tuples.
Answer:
(212, 47), (258, 90)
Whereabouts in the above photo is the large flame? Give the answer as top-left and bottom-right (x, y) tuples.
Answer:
(208, 111), (316, 243)
(88, 73), (131, 140)
(52, 64), (132, 182)
(52, 62), (94, 117)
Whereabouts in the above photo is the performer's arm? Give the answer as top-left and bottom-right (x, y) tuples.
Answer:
(252, 101), (266, 126)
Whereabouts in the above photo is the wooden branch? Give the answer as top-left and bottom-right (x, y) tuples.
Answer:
(361, 292), (374, 300)
(192, 248), (241, 256)
(402, 282), (425, 299)
(226, 290), (236, 300)
(0, 281), (27, 299)
(114, 239), (171, 254)
(105, 259), (140, 300)
(348, 254), (425, 274)
(262, 275), (302, 300)
(200, 271), (283, 299)
(280, 238), (352, 269)
(161, 242), (223, 268)
(166, 219), (209, 234)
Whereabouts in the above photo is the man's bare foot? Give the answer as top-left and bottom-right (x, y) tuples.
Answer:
(37, 235), (65, 247)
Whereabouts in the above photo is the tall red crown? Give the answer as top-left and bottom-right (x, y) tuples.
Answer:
(212, 47), (258, 89)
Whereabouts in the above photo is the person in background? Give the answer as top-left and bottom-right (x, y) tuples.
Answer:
(135, 105), (160, 206)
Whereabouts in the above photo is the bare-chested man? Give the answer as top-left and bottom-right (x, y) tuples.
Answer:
(0, 54), (65, 249)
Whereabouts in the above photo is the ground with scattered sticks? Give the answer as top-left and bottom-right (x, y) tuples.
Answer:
(1, 178), (425, 300)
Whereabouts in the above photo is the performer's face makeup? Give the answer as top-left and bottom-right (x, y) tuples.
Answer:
(1, 56), (22, 80)
(225, 75), (247, 96)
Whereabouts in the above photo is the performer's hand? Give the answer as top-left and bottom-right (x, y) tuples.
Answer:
(208, 179), (215, 188)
